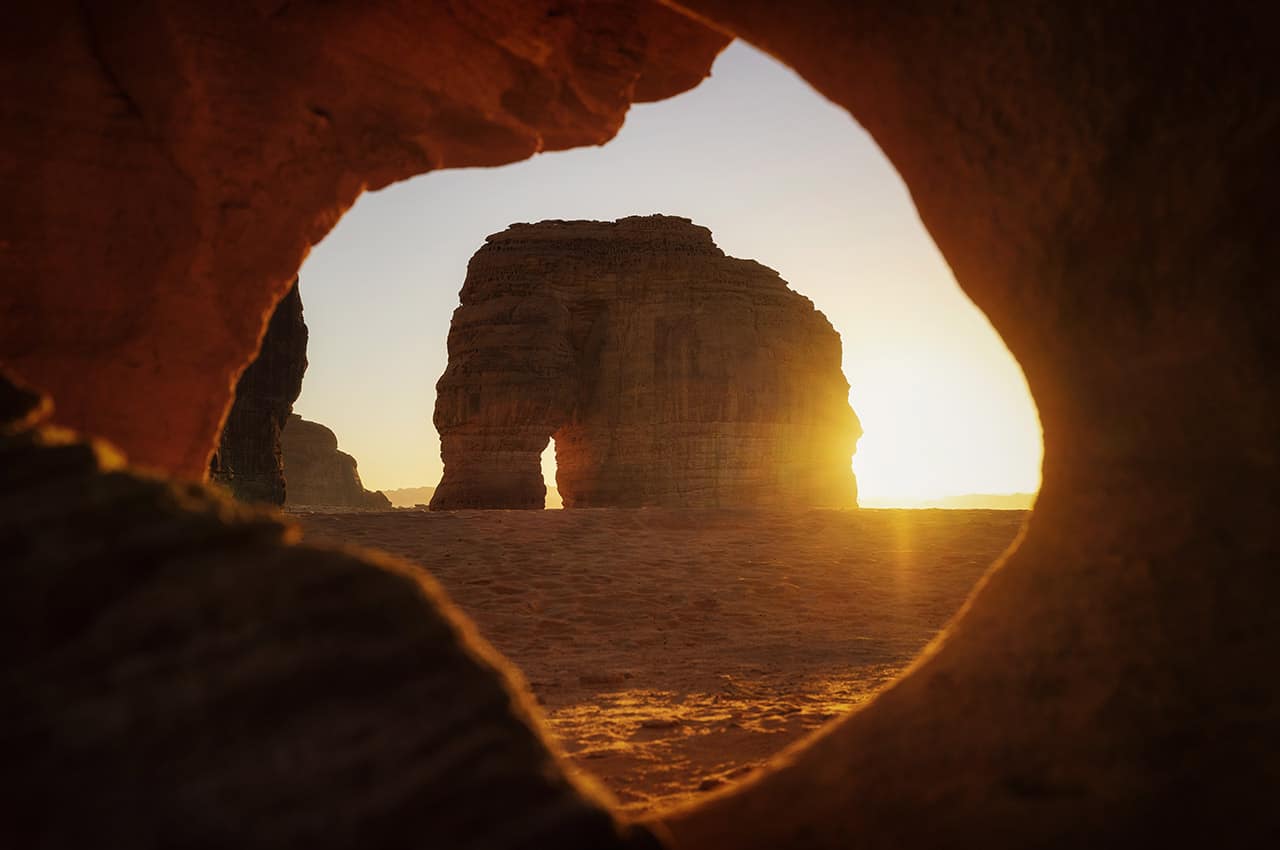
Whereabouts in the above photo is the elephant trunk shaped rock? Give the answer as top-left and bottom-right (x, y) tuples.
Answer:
(430, 216), (861, 510)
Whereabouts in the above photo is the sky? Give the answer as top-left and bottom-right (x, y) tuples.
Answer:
(294, 41), (1042, 506)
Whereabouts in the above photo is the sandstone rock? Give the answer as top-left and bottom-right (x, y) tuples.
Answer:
(0, 1), (729, 480)
(0, 374), (655, 850)
(210, 279), (308, 505)
(281, 414), (391, 509)
(431, 216), (860, 510)
(2, 2), (1279, 848)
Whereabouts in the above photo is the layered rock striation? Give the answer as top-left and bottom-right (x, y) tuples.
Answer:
(431, 216), (861, 510)
(282, 414), (391, 510)
(210, 279), (308, 505)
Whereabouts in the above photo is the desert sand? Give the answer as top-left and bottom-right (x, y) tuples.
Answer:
(297, 507), (1024, 813)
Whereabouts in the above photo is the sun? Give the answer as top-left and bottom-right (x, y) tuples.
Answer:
(850, 351), (1042, 507)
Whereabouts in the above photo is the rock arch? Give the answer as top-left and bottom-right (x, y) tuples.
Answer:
(1, 2), (1277, 848)
(430, 216), (860, 510)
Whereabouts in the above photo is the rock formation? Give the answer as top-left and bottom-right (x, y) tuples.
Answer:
(431, 216), (860, 510)
(2, 3), (1279, 849)
(0, 2), (729, 480)
(281, 414), (391, 510)
(209, 279), (308, 505)
(0, 374), (646, 850)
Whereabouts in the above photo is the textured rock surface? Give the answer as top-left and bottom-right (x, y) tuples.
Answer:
(0, 1), (729, 479)
(0, 375), (657, 850)
(431, 216), (860, 510)
(1, 2), (1279, 848)
(281, 414), (391, 509)
(210, 279), (308, 505)
(654, 3), (1280, 849)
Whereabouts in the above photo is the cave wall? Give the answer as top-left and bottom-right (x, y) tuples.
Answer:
(0, 0), (730, 480)
(657, 2), (1280, 847)
(1, 1), (1277, 848)
(430, 216), (860, 510)
(210, 279), (308, 505)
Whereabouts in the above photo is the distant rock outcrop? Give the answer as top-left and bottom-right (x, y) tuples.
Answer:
(282, 414), (391, 510)
(383, 486), (437, 508)
(210, 280), (308, 505)
(385, 485), (564, 509)
(431, 215), (860, 510)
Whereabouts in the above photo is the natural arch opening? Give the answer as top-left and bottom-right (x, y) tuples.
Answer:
(290, 41), (1040, 811)
(6, 2), (1272, 847)
(543, 440), (564, 509)
(291, 42), (1041, 513)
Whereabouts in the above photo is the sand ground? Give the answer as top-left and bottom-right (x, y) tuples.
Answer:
(297, 508), (1024, 813)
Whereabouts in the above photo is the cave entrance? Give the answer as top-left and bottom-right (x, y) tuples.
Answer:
(291, 41), (1041, 811)
(291, 41), (1042, 516)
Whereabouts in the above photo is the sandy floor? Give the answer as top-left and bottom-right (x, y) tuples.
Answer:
(297, 508), (1024, 813)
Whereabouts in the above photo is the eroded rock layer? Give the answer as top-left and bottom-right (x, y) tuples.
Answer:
(282, 414), (391, 509)
(431, 216), (860, 510)
(210, 279), (308, 505)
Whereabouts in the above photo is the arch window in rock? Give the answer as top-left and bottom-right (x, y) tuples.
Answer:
(283, 42), (1041, 811)
(294, 43), (1042, 519)
(4, 3), (1268, 847)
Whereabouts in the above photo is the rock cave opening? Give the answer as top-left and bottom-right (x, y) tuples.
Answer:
(6, 2), (1273, 846)
(40, 26), (1047, 815)
(291, 41), (1042, 515)
(277, 41), (1042, 808)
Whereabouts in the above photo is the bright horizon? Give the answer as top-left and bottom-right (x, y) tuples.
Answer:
(294, 41), (1042, 506)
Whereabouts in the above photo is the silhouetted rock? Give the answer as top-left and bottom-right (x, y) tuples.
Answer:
(210, 279), (308, 505)
(281, 414), (390, 510)
(431, 216), (861, 510)
(0, 372), (646, 850)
